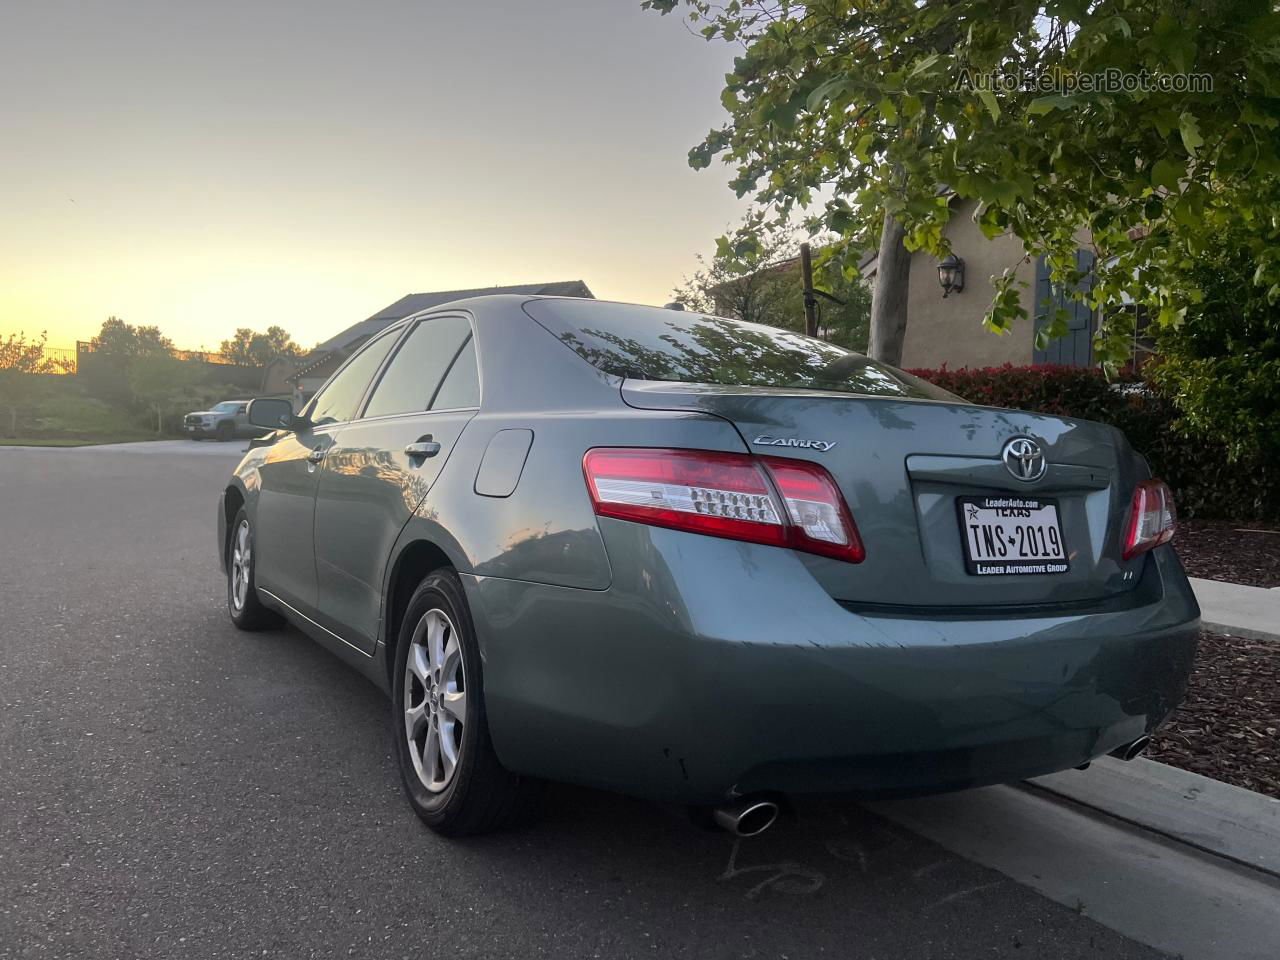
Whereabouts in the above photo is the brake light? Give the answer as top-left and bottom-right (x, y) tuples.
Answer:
(1122, 479), (1176, 560)
(582, 448), (864, 563)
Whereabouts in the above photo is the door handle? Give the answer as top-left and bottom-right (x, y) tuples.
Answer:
(405, 439), (442, 460)
(306, 446), (326, 464)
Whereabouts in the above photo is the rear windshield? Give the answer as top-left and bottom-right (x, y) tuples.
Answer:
(523, 298), (962, 401)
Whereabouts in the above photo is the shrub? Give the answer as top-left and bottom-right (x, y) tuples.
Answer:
(907, 364), (1279, 522)
(1145, 194), (1280, 462)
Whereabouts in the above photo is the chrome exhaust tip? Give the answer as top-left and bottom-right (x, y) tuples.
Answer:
(1110, 735), (1152, 761)
(712, 797), (780, 837)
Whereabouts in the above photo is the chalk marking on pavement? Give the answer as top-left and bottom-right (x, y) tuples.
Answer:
(718, 839), (825, 900)
(924, 881), (1004, 912)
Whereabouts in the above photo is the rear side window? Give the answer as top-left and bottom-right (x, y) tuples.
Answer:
(431, 337), (480, 410)
(362, 315), (473, 418)
(523, 298), (960, 401)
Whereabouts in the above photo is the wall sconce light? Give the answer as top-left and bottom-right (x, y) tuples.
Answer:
(938, 253), (965, 298)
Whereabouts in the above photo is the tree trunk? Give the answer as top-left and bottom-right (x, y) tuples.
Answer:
(155, 406), (163, 435)
(867, 211), (912, 365)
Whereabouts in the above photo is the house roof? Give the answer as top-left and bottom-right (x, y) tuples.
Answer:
(312, 281), (594, 356)
(291, 280), (594, 382)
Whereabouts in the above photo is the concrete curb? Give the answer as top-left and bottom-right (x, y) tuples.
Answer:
(869, 781), (1280, 960)
(1190, 576), (1280, 642)
(1029, 756), (1280, 878)
(1201, 620), (1280, 643)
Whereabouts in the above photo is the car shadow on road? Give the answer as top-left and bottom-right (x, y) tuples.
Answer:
(193, 617), (1163, 959)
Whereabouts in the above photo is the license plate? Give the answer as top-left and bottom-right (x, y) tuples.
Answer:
(957, 496), (1069, 575)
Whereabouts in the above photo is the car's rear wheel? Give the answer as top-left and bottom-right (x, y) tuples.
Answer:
(216, 421), (234, 441)
(393, 569), (540, 835)
(226, 508), (281, 630)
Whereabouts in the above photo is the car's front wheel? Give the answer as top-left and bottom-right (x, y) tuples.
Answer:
(216, 421), (235, 441)
(226, 508), (281, 630)
(393, 569), (540, 835)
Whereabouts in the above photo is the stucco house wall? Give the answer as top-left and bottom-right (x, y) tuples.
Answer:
(897, 198), (1038, 370)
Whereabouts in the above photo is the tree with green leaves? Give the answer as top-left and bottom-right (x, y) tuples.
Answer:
(127, 353), (195, 434)
(219, 326), (304, 367)
(675, 213), (873, 350)
(91, 316), (174, 359)
(1149, 180), (1280, 459)
(644, 0), (1280, 369)
(0, 331), (62, 436)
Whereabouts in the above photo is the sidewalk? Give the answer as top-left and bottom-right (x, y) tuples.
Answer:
(871, 758), (1280, 960)
(1190, 576), (1280, 642)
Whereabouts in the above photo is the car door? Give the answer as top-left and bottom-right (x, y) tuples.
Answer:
(252, 327), (404, 617)
(312, 313), (480, 653)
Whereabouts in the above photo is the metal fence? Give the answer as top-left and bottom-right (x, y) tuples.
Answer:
(37, 346), (78, 373)
(29, 343), (253, 375)
(171, 348), (240, 366)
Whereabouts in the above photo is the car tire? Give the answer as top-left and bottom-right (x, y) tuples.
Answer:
(216, 421), (234, 442)
(226, 508), (282, 630)
(393, 569), (541, 836)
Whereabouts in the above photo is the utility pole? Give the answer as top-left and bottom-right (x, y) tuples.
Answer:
(799, 242), (818, 338)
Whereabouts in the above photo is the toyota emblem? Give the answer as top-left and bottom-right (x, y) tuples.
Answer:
(1002, 437), (1046, 482)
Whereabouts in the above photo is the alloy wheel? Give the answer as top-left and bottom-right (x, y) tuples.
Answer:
(229, 520), (251, 611)
(404, 608), (467, 793)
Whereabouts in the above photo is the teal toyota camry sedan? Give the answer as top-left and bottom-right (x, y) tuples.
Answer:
(217, 295), (1199, 837)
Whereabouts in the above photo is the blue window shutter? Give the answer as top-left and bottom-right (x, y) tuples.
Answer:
(1033, 250), (1096, 367)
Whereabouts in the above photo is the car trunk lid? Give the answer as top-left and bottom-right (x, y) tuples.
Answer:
(622, 381), (1142, 608)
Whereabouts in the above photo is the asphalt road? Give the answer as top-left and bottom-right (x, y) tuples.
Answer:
(0, 441), (1163, 959)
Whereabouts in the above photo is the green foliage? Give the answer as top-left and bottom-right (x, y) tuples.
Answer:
(0, 331), (63, 436)
(1147, 194), (1280, 461)
(127, 354), (197, 434)
(676, 214), (872, 350)
(644, 0), (1280, 368)
(219, 326), (304, 366)
(908, 364), (1280, 521)
(28, 388), (150, 442)
(90, 316), (174, 359)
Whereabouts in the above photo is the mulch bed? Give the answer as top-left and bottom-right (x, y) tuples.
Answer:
(1147, 631), (1280, 799)
(1174, 519), (1280, 588)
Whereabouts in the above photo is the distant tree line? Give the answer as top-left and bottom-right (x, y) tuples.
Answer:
(0, 318), (310, 437)
(218, 326), (304, 367)
(0, 332), (68, 436)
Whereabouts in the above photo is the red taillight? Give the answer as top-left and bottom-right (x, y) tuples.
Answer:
(760, 456), (865, 562)
(582, 448), (864, 563)
(1122, 479), (1176, 560)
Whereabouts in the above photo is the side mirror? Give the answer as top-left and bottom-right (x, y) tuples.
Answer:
(247, 398), (297, 430)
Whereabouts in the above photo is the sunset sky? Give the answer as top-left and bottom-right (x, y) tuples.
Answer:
(0, 0), (743, 351)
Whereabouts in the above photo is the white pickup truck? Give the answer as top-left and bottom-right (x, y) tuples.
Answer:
(184, 401), (270, 441)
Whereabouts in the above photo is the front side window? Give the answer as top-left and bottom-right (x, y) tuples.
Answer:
(362, 315), (473, 419)
(307, 328), (401, 427)
(524, 298), (961, 401)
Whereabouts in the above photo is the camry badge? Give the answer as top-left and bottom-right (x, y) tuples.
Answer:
(1002, 437), (1046, 482)
(752, 436), (837, 452)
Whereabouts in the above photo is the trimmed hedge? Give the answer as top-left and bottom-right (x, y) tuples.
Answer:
(906, 364), (1279, 522)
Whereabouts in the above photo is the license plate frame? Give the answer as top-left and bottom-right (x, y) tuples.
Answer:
(956, 495), (1070, 576)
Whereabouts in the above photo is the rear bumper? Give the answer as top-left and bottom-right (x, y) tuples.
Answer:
(468, 522), (1199, 805)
